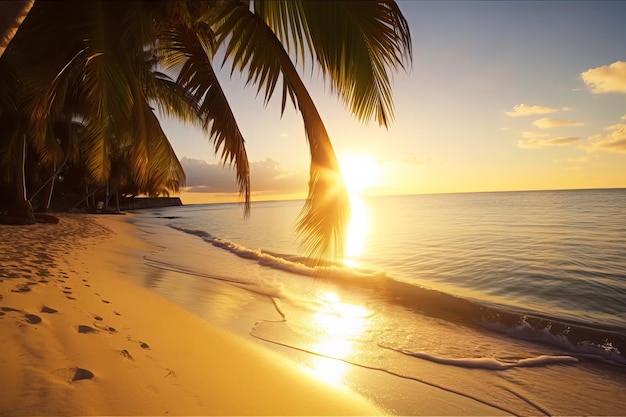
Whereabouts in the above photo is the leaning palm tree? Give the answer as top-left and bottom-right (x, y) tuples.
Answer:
(159, 1), (412, 259)
(0, 0), (411, 260)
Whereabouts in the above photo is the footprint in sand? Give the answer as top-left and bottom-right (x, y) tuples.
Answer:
(101, 299), (110, 304)
(120, 349), (134, 361)
(41, 306), (58, 314)
(94, 322), (117, 333)
(11, 284), (32, 293)
(24, 314), (42, 324)
(66, 296), (76, 300)
(77, 325), (97, 334)
(72, 368), (94, 381)
(54, 367), (95, 382)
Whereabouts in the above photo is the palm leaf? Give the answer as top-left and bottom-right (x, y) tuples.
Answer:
(206, 2), (351, 260)
(158, 16), (251, 213)
(254, 0), (412, 126)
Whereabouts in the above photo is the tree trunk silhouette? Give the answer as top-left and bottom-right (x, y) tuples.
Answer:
(8, 133), (35, 224)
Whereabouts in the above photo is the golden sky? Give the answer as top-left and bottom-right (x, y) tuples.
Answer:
(161, 2), (626, 204)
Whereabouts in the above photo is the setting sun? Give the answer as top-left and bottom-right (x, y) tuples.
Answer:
(338, 155), (380, 195)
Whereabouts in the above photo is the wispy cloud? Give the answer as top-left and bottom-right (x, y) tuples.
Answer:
(581, 61), (626, 94)
(532, 118), (584, 129)
(505, 104), (561, 117)
(518, 136), (580, 149)
(181, 157), (307, 193)
(582, 124), (626, 154)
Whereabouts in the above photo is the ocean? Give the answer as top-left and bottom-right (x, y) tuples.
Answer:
(128, 188), (626, 415)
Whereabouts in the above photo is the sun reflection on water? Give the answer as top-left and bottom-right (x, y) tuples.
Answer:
(344, 195), (368, 267)
(304, 291), (371, 386)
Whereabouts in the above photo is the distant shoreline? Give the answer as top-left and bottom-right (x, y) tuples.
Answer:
(177, 186), (626, 206)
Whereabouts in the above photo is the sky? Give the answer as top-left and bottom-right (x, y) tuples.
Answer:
(159, 1), (626, 205)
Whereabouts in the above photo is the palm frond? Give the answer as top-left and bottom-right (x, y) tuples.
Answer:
(255, 0), (412, 126)
(207, 2), (351, 260)
(159, 17), (250, 212)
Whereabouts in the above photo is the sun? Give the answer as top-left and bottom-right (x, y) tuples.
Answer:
(338, 155), (379, 195)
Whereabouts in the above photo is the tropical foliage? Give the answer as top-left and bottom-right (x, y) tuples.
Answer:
(0, 0), (411, 260)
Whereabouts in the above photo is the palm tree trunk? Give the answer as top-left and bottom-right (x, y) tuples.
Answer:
(0, 0), (34, 58)
(104, 180), (110, 211)
(45, 161), (56, 211)
(9, 133), (35, 224)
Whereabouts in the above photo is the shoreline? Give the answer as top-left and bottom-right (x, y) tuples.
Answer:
(1, 213), (509, 415)
(0, 213), (381, 415)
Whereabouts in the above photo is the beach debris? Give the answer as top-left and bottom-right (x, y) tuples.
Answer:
(24, 313), (42, 324)
(72, 368), (94, 382)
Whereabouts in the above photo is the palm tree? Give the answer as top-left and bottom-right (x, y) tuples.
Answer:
(0, 0), (411, 260)
(2, 1), (191, 217)
(0, 1), (33, 58)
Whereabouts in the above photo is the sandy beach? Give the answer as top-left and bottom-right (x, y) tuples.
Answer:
(0, 213), (507, 416)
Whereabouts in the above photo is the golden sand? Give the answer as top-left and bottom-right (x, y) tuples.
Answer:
(0, 214), (382, 415)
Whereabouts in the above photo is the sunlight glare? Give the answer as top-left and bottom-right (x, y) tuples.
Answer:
(344, 195), (367, 266)
(339, 155), (380, 195)
(305, 291), (371, 386)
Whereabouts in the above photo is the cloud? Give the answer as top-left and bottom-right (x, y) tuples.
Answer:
(506, 104), (562, 117)
(518, 136), (580, 149)
(532, 118), (584, 129)
(181, 157), (307, 194)
(582, 124), (626, 154)
(581, 61), (626, 94)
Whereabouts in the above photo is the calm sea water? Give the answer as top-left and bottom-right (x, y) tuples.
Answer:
(131, 188), (626, 415)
